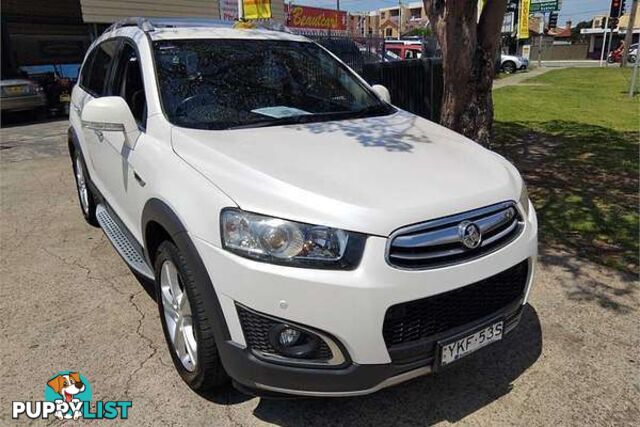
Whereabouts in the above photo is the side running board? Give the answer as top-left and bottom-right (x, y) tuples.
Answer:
(96, 204), (154, 280)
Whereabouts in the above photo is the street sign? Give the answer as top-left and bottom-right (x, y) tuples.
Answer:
(530, 0), (561, 13)
(548, 11), (559, 29)
(518, 0), (531, 39)
(502, 11), (515, 34)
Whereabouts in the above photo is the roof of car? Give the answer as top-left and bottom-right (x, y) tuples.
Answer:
(102, 17), (310, 43)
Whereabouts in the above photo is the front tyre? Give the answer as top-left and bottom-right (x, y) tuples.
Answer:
(501, 61), (517, 74)
(72, 151), (98, 226)
(154, 241), (228, 391)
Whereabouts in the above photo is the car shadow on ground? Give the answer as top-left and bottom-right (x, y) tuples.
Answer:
(198, 304), (542, 425)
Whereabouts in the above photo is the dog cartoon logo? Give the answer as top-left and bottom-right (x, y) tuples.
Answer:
(12, 371), (131, 420)
(44, 371), (92, 420)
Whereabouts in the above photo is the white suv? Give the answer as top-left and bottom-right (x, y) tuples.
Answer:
(69, 18), (537, 397)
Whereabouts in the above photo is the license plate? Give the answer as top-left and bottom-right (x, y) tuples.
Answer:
(439, 321), (503, 367)
(60, 94), (71, 102)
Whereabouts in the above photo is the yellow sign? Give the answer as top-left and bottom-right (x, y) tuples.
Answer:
(243, 0), (272, 20)
(518, 0), (530, 39)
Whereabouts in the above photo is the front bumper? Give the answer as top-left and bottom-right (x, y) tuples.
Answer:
(217, 300), (526, 397)
(194, 202), (538, 396)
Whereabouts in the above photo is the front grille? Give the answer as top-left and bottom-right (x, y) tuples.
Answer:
(387, 202), (523, 269)
(236, 305), (333, 361)
(383, 260), (529, 349)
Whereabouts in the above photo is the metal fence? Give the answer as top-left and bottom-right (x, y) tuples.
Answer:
(310, 35), (386, 74)
(304, 34), (444, 123)
(361, 58), (443, 122)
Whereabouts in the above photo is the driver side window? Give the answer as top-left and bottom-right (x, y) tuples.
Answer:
(111, 42), (147, 128)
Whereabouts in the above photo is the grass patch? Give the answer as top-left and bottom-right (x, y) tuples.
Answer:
(493, 68), (639, 273)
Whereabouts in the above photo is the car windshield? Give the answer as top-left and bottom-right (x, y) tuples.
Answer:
(153, 39), (394, 130)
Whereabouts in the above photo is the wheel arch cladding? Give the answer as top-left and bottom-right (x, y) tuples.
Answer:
(68, 127), (77, 157)
(141, 198), (231, 342)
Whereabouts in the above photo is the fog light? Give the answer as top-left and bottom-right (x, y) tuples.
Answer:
(268, 324), (320, 358)
(278, 327), (301, 347)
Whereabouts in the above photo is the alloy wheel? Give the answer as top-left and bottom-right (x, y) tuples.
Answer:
(160, 260), (198, 372)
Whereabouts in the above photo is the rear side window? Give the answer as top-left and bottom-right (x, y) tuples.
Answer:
(81, 40), (119, 96)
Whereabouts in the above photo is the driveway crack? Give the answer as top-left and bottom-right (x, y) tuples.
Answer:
(124, 290), (158, 399)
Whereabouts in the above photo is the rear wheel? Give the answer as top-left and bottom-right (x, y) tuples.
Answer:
(72, 151), (98, 226)
(154, 241), (228, 391)
(502, 61), (517, 74)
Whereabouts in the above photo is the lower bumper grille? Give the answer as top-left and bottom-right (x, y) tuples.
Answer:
(236, 305), (334, 361)
(383, 260), (529, 355)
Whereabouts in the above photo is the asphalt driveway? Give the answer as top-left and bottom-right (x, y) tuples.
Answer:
(1, 119), (638, 426)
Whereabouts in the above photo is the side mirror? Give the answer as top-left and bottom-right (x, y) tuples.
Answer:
(371, 84), (391, 104)
(81, 97), (140, 148)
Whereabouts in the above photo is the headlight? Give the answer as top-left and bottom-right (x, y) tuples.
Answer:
(220, 208), (365, 269)
(28, 84), (43, 95)
(519, 183), (530, 217)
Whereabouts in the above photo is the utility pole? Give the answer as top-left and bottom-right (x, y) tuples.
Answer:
(621, 0), (638, 67)
(605, 16), (616, 66)
(630, 50), (640, 95)
(600, 16), (610, 66)
(537, 12), (545, 68)
(515, 0), (520, 54)
(337, 0), (340, 11)
(606, 1), (624, 66)
(398, 0), (402, 40)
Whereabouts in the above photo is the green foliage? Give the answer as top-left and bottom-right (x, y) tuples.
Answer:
(493, 68), (640, 273)
(402, 27), (432, 38)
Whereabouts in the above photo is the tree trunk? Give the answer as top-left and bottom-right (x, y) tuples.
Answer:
(424, 0), (507, 146)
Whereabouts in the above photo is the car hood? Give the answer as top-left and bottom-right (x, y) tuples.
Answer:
(171, 110), (522, 236)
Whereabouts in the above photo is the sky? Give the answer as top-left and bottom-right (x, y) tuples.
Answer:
(292, 0), (613, 25)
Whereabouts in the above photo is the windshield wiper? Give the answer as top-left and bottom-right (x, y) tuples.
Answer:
(226, 114), (313, 130)
(348, 104), (393, 119)
(225, 105), (393, 130)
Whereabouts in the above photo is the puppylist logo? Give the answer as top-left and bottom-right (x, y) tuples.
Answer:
(12, 371), (132, 420)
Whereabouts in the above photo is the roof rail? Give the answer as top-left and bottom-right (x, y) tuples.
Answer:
(104, 17), (155, 33)
(102, 17), (276, 35)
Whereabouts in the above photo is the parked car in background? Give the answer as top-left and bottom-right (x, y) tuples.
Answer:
(360, 48), (401, 63)
(500, 54), (529, 74)
(385, 40), (424, 60)
(628, 43), (638, 64)
(0, 75), (47, 115)
(19, 64), (80, 116)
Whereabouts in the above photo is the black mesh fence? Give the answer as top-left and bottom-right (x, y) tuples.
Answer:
(361, 58), (443, 122)
(301, 34), (444, 123)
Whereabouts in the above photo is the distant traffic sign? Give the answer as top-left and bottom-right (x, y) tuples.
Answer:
(530, 0), (561, 13)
